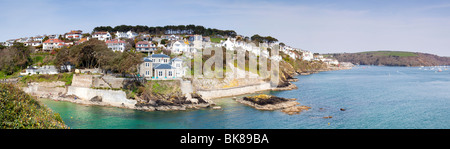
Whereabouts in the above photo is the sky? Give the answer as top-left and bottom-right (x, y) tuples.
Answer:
(1, 0), (450, 56)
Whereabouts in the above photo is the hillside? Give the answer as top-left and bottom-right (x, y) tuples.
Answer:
(330, 51), (450, 66)
(0, 83), (68, 129)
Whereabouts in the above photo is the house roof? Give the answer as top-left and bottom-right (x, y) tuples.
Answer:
(93, 31), (109, 35)
(154, 63), (174, 69)
(66, 30), (82, 35)
(143, 57), (153, 62)
(171, 58), (182, 61)
(43, 39), (64, 43)
(151, 54), (170, 58)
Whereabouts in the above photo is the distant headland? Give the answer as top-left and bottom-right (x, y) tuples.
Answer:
(327, 51), (450, 67)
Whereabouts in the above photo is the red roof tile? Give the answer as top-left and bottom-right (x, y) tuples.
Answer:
(43, 39), (64, 43)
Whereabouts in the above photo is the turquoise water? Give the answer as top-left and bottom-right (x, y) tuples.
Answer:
(40, 66), (450, 129)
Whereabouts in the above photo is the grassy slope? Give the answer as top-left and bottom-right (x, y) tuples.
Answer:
(0, 83), (68, 129)
(19, 73), (74, 86)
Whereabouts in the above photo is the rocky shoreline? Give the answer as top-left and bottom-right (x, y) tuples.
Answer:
(34, 92), (216, 111)
(23, 81), (216, 111)
(235, 94), (311, 115)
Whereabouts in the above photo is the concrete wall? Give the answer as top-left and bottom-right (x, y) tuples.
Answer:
(71, 75), (93, 88)
(67, 86), (136, 106)
(101, 75), (125, 88)
(92, 77), (111, 88)
(196, 82), (272, 99)
(23, 81), (66, 95)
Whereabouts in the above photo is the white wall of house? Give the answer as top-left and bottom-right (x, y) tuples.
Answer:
(92, 32), (111, 41)
(43, 42), (63, 51)
(171, 41), (188, 54)
(153, 69), (176, 80)
(107, 43), (126, 52)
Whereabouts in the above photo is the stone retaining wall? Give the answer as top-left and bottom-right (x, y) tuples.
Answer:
(196, 82), (272, 99)
(66, 86), (136, 107)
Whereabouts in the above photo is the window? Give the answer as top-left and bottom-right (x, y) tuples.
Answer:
(145, 63), (149, 67)
(146, 71), (149, 75)
(158, 71), (163, 76)
(168, 71), (172, 76)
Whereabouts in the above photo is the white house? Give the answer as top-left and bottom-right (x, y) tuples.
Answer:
(105, 39), (126, 52)
(323, 58), (339, 65)
(18, 37), (31, 43)
(127, 31), (138, 39)
(65, 30), (82, 40)
(115, 31), (128, 39)
(24, 41), (42, 47)
(137, 54), (182, 80)
(92, 32), (111, 41)
(170, 58), (184, 78)
(43, 39), (65, 51)
(116, 31), (138, 39)
(135, 41), (156, 53)
(20, 65), (58, 75)
(171, 40), (189, 54)
(302, 51), (313, 61)
(33, 36), (44, 42)
(222, 38), (235, 50)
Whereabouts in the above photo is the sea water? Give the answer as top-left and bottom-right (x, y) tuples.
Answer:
(40, 66), (450, 129)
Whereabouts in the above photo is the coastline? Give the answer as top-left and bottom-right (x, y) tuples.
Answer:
(33, 92), (215, 112)
(23, 82), (216, 112)
(22, 65), (353, 112)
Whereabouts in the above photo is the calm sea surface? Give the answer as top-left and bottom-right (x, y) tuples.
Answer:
(40, 66), (450, 129)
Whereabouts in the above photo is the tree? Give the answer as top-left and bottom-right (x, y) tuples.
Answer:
(42, 36), (49, 43)
(113, 52), (142, 76)
(93, 26), (113, 32)
(56, 39), (114, 69)
(0, 43), (33, 75)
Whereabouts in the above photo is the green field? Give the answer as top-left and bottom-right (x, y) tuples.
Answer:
(360, 51), (418, 57)
(210, 37), (225, 43)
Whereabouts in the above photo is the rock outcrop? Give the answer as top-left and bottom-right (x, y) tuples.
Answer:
(236, 94), (310, 115)
(281, 106), (311, 115)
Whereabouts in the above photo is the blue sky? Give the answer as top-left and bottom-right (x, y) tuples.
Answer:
(1, 0), (450, 56)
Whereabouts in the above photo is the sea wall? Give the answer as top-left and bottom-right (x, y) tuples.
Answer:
(197, 82), (272, 99)
(66, 86), (136, 107)
(23, 81), (66, 95)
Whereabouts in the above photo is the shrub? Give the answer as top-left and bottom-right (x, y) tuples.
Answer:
(0, 83), (68, 129)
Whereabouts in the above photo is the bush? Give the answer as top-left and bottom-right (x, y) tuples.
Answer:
(19, 73), (73, 86)
(0, 83), (68, 129)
